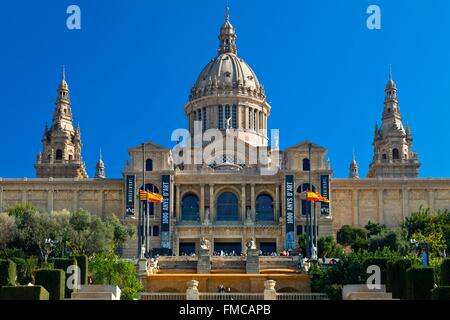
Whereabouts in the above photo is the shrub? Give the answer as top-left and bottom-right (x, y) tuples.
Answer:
(431, 286), (450, 300)
(387, 258), (413, 299)
(73, 255), (88, 285)
(406, 267), (435, 300)
(35, 269), (65, 300)
(0, 285), (49, 300)
(364, 257), (389, 284)
(441, 258), (450, 286)
(121, 287), (138, 300)
(324, 284), (342, 300)
(50, 257), (77, 299)
(0, 259), (17, 286)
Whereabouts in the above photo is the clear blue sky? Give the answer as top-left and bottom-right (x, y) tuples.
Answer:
(0, 0), (449, 178)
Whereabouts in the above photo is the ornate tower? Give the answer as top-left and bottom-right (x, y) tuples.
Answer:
(34, 67), (88, 179)
(367, 67), (420, 178)
(95, 150), (106, 179)
(349, 151), (359, 179)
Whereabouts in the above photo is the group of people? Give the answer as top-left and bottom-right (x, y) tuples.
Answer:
(179, 252), (196, 257)
(258, 249), (294, 257)
(212, 250), (241, 257)
(217, 284), (233, 299)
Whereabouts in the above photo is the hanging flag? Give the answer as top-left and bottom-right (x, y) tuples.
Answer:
(139, 190), (163, 203)
(305, 191), (331, 203)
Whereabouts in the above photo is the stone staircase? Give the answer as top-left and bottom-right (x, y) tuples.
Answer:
(342, 285), (396, 300)
(71, 285), (121, 300)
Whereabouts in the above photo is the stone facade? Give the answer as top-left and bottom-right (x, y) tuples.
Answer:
(1, 6), (450, 261)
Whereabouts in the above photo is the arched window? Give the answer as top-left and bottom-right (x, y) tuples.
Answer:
(181, 194), (199, 221)
(302, 158), (310, 171)
(298, 183), (316, 216)
(392, 148), (400, 160)
(256, 194), (274, 222)
(56, 149), (63, 161)
(146, 159), (153, 171)
(217, 192), (239, 221)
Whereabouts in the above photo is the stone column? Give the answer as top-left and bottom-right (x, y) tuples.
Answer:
(274, 185), (279, 223)
(197, 249), (211, 274)
(175, 184), (181, 221)
(209, 184), (214, 223)
(72, 190), (79, 212)
(186, 280), (200, 300)
(402, 186), (409, 221)
(352, 189), (359, 226)
(264, 280), (277, 300)
(251, 184), (256, 221)
(0, 187), (3, 213)
(428, 189), (435, 212)
(200, 184), (205, 222)
(47, 189), (54, 212)
(98, 190), (105, 218)
(246, 248), (260, 274)
(378, 189), (384, 225)
(241, 184), (246, 221)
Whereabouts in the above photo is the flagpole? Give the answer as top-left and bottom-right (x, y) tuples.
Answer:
(142, 143), (146, 255)
(308, 142), (312, 259)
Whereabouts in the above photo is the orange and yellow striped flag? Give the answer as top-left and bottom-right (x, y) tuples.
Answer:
(139, 190), (164, 203)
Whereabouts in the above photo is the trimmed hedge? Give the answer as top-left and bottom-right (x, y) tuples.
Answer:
(387, 259), (413, 299)
(73, 255), (88, 285)
(35, 269), (65, 300)
(0, 259), (17, 286)
(0, 285), (49, 300)
(431, 286), (450, 300)
(50, 257), (77, 299)
(441, 258), (450, 286)
(364, 257), (389, 285)
(406, 267), (435, 300)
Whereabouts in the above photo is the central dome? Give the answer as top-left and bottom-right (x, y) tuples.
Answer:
(194, 53), (261, 94)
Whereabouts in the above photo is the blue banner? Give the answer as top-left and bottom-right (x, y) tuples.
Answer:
(125, 175), (136, 216)
(160, 175), (171, 249)
(320, 175), (330, 216)
(285, 175), (295, 250)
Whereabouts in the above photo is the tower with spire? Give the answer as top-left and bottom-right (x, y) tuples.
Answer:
(34, 67), (88, 179)
(349, 151), (360, 179)
(95, 149), (106, 179)
(367, 66), (420, 178)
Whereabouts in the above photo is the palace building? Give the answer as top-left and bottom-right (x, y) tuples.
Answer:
(1, 7), (450, 260)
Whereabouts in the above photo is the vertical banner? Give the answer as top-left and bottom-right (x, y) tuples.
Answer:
(320, 175), (330, 215)
(160, 175), (171, 249)
(285, 175), (295, 250)
(125, 175), (136, 216)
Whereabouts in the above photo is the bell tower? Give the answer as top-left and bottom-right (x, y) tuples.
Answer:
(34, 67), (88, 179)
(367, 66), (420, 178)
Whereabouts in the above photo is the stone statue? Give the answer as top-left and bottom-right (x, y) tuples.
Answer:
(140, 245), (146, 259)
(226, 117), (232, 130)
(246, 238), (256, 250)
(203, 208), (210, 225)
(200, 237), (210, 250)
(246, 208), (252, 221)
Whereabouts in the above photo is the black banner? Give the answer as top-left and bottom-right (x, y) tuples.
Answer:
(285, 175), (295, 250)
(125, 175), (136, 216)
(320, 174), (330, 215)
(160, 175), (171, 249)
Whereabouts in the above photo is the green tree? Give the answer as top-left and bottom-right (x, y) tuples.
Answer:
(90, 251), (143, 300)
(337, 225), (368, 249)
(0, 212), (17, 249)
(365, 221), (387, 237)
(318, 236), (343, 258)
(368, 228), (409, 255)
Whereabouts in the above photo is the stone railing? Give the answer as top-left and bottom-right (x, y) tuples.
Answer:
(276, 293), (328, 300)
(199, 293), (265, 300)
(139, 293), (187, 300)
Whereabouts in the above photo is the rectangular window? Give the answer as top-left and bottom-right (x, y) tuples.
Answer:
(153, 226), (160, 237)
(198, 109), (202, 121)
(218, 105), (223, 129)
(254, 110), (257, 130)
(232, 105), (237, 128)
(202, 107), (207, 131)
(248, 109), (252, 129)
